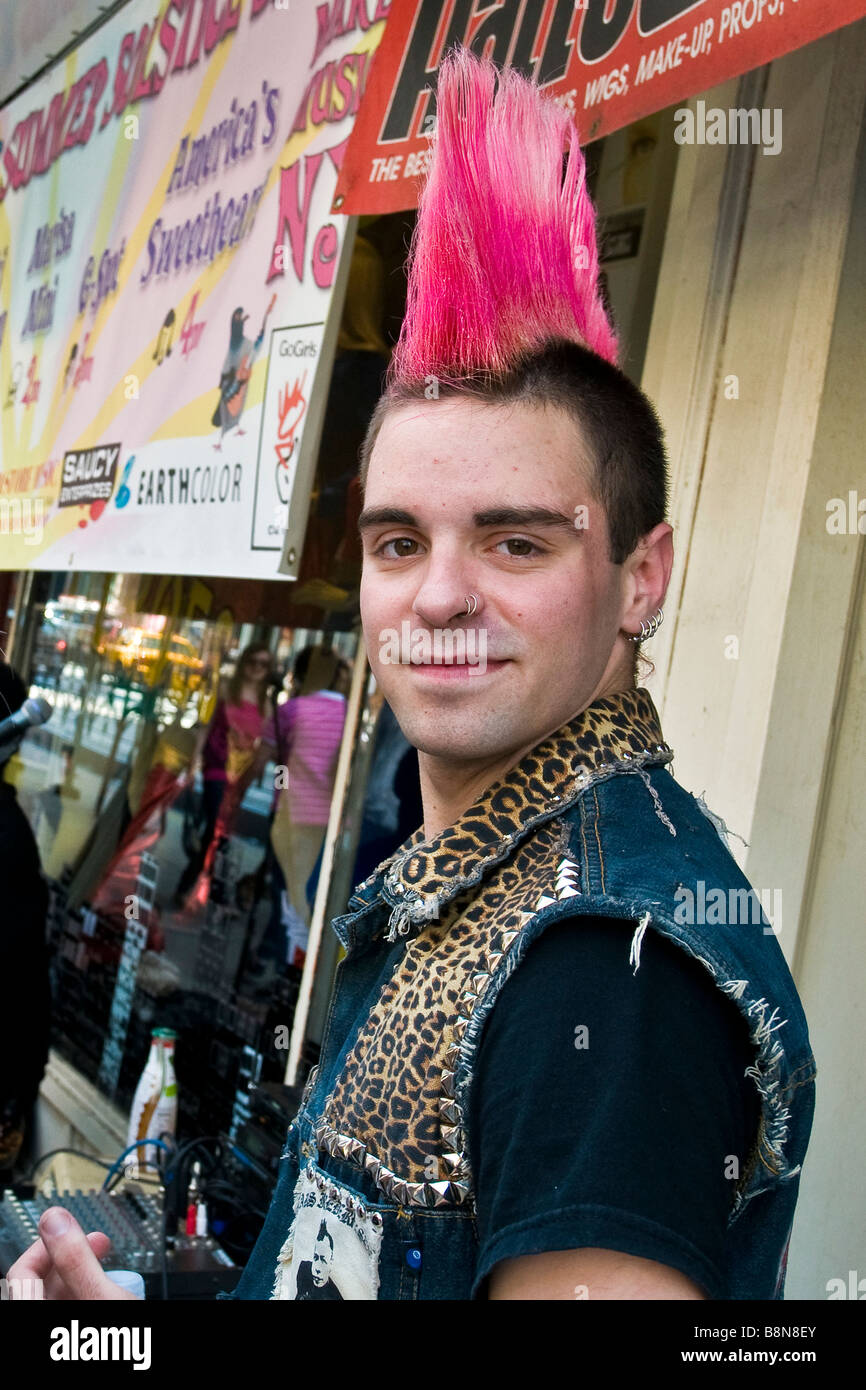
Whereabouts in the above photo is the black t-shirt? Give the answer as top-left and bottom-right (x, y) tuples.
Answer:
(468, 915), (761, 1299)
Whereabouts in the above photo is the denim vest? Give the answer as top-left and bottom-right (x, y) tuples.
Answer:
(223, 688), (815, 1301)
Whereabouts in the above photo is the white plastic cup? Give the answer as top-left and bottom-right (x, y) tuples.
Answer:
(104, 1269), (146, 1299)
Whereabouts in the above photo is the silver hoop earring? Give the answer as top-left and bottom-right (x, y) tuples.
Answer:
(465, 594), (478, 617)
(626, 608), (663, 642)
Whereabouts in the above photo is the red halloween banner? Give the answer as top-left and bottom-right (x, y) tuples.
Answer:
(333, 0), (866, 216)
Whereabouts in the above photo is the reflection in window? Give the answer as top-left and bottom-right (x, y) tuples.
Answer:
(11, 571), (357, 1165)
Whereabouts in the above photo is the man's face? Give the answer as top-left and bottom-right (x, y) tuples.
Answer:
(312, 1237), (333, 1286)
(360, 396), (633, 768)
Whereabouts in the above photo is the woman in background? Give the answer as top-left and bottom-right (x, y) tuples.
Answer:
(250, 644), (348, 970)
(173, 642), (271, 908)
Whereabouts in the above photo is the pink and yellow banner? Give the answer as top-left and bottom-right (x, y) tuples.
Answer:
(0, 0), (388, 577)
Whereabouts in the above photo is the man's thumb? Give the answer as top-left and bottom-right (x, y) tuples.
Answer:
(39, 1208), (127, 1300)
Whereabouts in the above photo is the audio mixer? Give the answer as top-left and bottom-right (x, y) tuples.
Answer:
(0, 1186), (238, 1299)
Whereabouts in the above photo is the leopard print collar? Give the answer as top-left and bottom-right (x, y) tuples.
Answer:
(365, 686), (672, 941)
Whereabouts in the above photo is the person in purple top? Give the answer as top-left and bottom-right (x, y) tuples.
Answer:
(173, 642), (271, 908)
(252, 645), (348, 969)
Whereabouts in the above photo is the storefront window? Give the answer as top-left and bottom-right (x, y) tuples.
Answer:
(9, 569), (359, 1141)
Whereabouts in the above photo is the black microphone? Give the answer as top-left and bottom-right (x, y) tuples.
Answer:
(0, 696), (53, 748)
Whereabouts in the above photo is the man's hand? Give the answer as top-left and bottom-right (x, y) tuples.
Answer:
(5, 1207), (141, 1300)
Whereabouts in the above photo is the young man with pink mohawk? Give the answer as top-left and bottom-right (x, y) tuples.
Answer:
(12, 44), (813, 1303)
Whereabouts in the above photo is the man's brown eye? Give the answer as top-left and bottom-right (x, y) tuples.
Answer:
(501, 537), (538, 556)
(380, 537), (418, 558)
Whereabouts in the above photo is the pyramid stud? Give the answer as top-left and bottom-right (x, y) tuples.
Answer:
(438, 1098), (460, 1124)
(429, 1180), (453, 1207)
(441, 1151), (463, 1174)
(440, 1069), (456, 1098)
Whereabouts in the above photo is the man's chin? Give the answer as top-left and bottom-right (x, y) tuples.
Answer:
(394, 712), (531, 767)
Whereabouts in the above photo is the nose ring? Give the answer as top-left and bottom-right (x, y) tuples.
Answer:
(465, 594), (478, 616)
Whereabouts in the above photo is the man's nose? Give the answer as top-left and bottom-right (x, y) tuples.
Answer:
(411, 548), (480, 627)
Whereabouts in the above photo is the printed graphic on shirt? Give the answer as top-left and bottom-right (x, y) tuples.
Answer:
(271, 1166), (383, 1301)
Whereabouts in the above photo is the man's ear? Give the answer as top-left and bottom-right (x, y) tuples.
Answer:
(619, 522), (674, 632)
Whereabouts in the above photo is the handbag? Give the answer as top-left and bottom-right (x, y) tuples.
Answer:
(181, 787), (206, 858)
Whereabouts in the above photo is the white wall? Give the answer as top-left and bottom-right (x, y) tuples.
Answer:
(641, 21), (866, 1297)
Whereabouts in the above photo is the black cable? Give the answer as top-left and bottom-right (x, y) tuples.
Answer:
(104, 1168), (163, 1195)
(160, 1188), (170, 1302)
(27, 1148), (114, 1183)
(201, 1181), (268, 1222)
(158, 1135), (226, 1301)
(101, 1134), (175, 1196)
(165, 1135), (224, 1199)
(157, 1131), (181, 1304)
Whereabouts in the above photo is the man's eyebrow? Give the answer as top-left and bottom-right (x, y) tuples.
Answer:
(358, 506), (418, 531)
(358, 505), (581, 533)
(473, 506), (579, 532)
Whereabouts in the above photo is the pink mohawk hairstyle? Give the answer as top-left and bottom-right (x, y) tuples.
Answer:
(388, 43), (618, 391)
